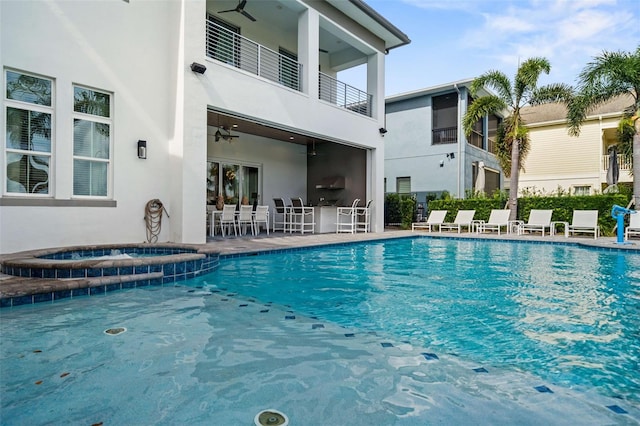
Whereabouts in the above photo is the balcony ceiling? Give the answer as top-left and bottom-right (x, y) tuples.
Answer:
(210, 1), (369, 62)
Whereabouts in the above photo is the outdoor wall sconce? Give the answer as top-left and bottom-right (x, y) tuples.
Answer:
(439, 160), (444, 167)
(446, 152), (455, 159)
(137, 140), (147, 159)
(379, 127), (388, 135)
(190, 62), (207, 74)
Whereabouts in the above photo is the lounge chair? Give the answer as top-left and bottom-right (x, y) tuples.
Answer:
(477, 209), (510, 234)
(517, 209), (553, 236)
(625, 212), (640, 240)
(567, 210), (599, 239)
(440, 210), (476, 233)
(411, 210), (447, 232)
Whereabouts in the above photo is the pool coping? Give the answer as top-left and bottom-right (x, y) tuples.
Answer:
(1, 230), (638, 306)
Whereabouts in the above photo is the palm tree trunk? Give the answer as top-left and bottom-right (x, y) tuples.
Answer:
(633, 125), (640, 208)
(508, 138), (520, 221)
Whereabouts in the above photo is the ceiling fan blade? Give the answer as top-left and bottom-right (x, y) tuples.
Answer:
(240, 9), (257, 21)
(218, 8), (236, 14)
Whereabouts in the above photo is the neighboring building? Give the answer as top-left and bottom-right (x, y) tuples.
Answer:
(384, 79), (503, 209)
(519, 95), (633, 195)
(0, 0), (409, 254)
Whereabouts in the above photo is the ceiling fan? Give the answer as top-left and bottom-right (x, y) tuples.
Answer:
(307, 140), (324, 157)
(214, 127), (239, 142)
(218, 0), (256, 22)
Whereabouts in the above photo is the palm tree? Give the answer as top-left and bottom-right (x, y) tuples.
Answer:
(463, 58), (573, 220)
(567, 47), (640, 207)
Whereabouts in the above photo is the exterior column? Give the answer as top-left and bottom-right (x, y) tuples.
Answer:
(298, 8), (319, 99)
(367, 51), (384, 122)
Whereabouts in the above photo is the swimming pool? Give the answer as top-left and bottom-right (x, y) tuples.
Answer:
(208, 238), (640, 403)
(1, 237), (639, 424)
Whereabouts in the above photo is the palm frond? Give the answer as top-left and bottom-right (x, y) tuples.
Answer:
(530, 83), (574, 105)
(463, 96), (506, 137)
(514, 57), (551, 102)
(470, 71), (512, 104)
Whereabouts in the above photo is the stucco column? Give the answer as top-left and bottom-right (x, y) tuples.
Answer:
(368, 51), (385, 232)
(298, 8), (319, 99)
(171, 0), (208, 244)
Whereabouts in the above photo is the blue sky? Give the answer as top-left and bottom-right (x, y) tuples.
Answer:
(342, 0), (640, 96)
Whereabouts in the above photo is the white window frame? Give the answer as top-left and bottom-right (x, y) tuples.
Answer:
(572, 185), (591, 196)
(72, 84), (112, 198)
(3, 69), (54, 197)
(396, 176), (411, 194)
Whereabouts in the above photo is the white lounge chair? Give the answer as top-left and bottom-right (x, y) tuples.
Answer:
(440, 210), (476, 233)
(567, 210), (599, 239)
(625, 212), (640, 240)
(517, 209), (553, 236)
(412, 210), (447, 232)
(477, 209), (511, 234)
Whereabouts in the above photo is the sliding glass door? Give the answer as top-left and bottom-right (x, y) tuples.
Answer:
(207, 160), (260, 207)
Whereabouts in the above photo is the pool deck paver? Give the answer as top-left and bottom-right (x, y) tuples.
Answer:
(1, 229), (638, 300)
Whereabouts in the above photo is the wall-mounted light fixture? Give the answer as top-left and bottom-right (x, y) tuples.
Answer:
(137, 140), (147, 159)
(379, 127), (388, 135)
(190, 62), (207, 74)
(439, 160), (444, 167)
(446, 152), (455, 160)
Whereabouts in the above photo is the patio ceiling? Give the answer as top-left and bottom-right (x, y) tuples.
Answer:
(207, 110), (320, 146)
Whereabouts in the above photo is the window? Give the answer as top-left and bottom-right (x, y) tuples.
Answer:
(487, 114), (501, 154)
(432, 93), (457, 144)
(573, 185), (591, 196)
(396, 177), (411, 194)
(4, 70), (53, 194)
(72, 85), (111, 197)
(467, 94), (484, 149)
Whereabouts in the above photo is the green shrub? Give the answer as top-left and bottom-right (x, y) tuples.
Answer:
(518, 194), (629, 236)
(400, 197), (416, 229)
(385, 193), (401, 225)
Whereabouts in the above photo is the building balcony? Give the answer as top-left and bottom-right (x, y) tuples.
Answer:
(205, 17), (373, 118)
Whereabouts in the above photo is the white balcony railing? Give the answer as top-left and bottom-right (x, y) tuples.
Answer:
(319, 72), (372, 117)
(206, 17), (301, 91)
(205, 17), (373, 117)
(602, 154), (632, 171)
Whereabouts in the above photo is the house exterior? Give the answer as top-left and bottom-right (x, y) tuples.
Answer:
(384, 79), (503, 212)
(0, 0), (409, 254)
(518, 95), (633, 195)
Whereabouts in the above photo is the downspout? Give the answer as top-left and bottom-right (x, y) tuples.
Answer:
(454, 83), (462, 198)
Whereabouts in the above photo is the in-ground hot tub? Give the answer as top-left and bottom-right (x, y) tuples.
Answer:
(0, 243), (220, 307)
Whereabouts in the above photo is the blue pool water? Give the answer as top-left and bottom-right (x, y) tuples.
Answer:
(208, 238), (640, 402)
(1, 237), (640, 424)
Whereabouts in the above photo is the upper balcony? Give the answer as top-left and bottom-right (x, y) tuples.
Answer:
(204, 1), (381, 119)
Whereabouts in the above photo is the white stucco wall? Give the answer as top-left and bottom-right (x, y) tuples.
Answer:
(0, 0), (391, 253)
(0, 0), (185, 253)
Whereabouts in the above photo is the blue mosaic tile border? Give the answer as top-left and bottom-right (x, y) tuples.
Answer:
(38, 246), (194, 260)
(0, 252), (220, 308)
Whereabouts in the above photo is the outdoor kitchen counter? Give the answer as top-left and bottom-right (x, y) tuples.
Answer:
(314, 206), (338, 233)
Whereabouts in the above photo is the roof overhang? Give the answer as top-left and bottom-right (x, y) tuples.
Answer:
(326, 0), (411, 51)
